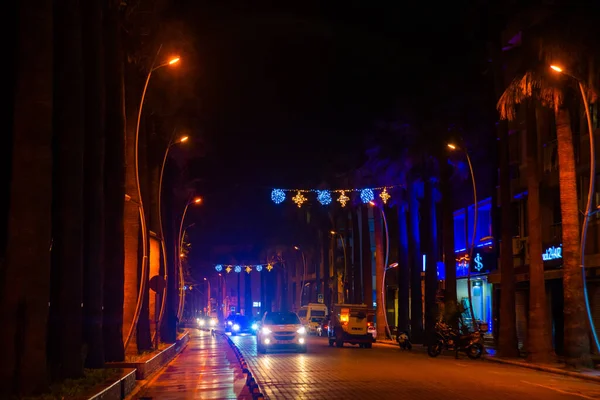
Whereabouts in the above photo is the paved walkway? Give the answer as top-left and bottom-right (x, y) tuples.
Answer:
(131, 329), (251, 399)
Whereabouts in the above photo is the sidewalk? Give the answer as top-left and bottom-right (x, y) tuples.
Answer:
(375, 337), (600, 383)
(128, 329), (252, 399)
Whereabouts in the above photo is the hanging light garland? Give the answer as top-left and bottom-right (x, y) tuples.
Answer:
(214, 262), (276, 273)
(270, 186), (398, 208)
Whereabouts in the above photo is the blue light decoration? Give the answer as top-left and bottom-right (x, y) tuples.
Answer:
(316, 190), (332, 205)
(215, 264), (223, 272)
(234, 265), (242, 273)
(271, 189), (286, 204)
(256, 265), (263, 272)
(360, 188), (374, 204)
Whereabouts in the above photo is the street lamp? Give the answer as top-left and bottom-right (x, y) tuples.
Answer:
(447, 143), (478, 328)
(294, 246), (307, 306)
(126, 47), (180, 350)
(369, 201), (390, 338)
(331, 230), (348, 302)
(154, 134), (188, 344)
(177, 197), (202, 321)
(550, 64), (599, 351)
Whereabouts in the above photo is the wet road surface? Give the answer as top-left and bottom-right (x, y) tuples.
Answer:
(231, 334), (600, 400)
(133, 329), (250, 399)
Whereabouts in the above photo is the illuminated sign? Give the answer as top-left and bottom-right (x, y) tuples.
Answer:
(542, 245), (562, 261)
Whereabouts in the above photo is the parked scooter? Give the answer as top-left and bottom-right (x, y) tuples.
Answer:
(427, 321), (483, 359)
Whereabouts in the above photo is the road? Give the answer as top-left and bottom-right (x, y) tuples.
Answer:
(231, 334), (600, 400)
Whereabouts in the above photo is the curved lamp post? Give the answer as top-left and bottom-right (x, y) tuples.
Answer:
(125, 51), (180, 350)
(153, 134), (188, 344)
(293, 246), (307, 306)
(330, 230), (348, 303)
(447, 143), (478, 329)
(550, 65), (599, 351)
(177, 197), (202, 321)
(369, 201), (390, 337)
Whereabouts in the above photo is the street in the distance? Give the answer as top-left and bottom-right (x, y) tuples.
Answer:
(231, 334), (600, 400)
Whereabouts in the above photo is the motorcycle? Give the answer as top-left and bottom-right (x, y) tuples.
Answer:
(427, 321), (483, 359)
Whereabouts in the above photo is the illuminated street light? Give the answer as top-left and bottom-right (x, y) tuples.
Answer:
(127, 45), (182, 350)
(156, 132), (191, 345)
(447, 142), (478, 328)
(550, 64), (599, 351)
(177, 196), (202, 321)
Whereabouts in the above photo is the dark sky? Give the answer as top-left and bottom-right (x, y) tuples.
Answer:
(168, 1), (495, 267)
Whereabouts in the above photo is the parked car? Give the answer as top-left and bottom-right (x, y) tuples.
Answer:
(257, 311), (307, 353)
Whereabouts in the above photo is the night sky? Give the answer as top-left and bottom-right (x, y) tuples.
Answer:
(167, 1), (497, 270)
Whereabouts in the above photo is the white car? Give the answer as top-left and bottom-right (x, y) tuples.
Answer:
(256, 311), (307, 354)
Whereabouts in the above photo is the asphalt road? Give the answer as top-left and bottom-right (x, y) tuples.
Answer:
(230, 334), (600, 400)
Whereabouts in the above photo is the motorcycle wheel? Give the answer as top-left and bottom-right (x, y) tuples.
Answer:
(427, 342), (442, 357)
(466, 343), (483, 359)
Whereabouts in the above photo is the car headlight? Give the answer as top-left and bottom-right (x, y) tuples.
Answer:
(297, 326), (307, 335)
(227, 321), (233, 326)
(251, 323), (258, 330)
(199, 319), (205, 326)
(233, 324), (240, 331)
(209, 319), (216, 326)
(261, 327), (272, 335)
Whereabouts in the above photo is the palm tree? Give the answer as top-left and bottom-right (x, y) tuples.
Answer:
(102, 0), (126, 362)
(497, 63), (594, 368)
(439, 157), (458, 327)
(82, 0), (106, 369)
(396, 196), (411, 334)
(0, 0), (53, 395)
(373, 207), (386, 338)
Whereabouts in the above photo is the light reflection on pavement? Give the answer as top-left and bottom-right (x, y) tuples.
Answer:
(231, 334), (600, 400)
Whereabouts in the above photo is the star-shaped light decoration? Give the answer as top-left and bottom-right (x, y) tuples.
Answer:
(292, 191), (307, 208)
(337, 191), (350, 207)
(379, 187), (391, 204)
(225, 265), (232, 274)
(245, 265), (252, 274)
(266, 263), (273, 272)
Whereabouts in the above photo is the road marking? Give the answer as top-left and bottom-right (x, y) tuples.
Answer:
(521, 380), (598, 399)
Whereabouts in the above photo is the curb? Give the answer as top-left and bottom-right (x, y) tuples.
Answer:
(483, 356), (600, 384)
(219, 332), (266, 400)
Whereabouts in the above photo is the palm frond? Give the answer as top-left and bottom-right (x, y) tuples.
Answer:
(497, 71), (562, 120)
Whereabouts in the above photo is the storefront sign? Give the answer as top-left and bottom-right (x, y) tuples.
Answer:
(456, 251), (497, 278)
(542, 245), (562, 262)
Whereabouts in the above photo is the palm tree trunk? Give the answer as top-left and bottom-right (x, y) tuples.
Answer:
(526, 102), (554, 363)
(361, 206), (373, 308)
(491, 35), (519, 356)
(373, 208), (386, 338)
(49, 0), (85, 380)
(82, 0), (105, 369)
(102, 0), (126, 362)
(351, 210), (362, 303)
(424, 179), (439, 338)
(440, 159), (458, 327)
(408, 180), (424, 343)
(323, 227), (332, 308)
(555, 107), (592, 368)
(396, 201), (410, 333)
(0, 0), (53, 394)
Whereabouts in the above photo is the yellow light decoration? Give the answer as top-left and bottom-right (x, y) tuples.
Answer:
(337, 191), (350, 207)
(292, 191), (307, 207)
(379, 187), (391, 204)
(245, 266), (252, 274)
(225, 265), (232, 274)
(266, 263), (273, 272)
